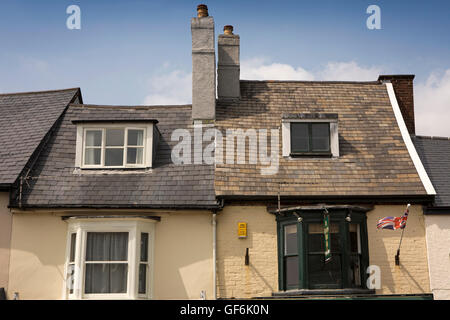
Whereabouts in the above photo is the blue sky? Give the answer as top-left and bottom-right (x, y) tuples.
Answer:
(1, 0), (449, 135)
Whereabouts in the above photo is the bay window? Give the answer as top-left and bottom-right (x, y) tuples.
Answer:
(64, 219), (155, 299)
(277, 208), (370, 292)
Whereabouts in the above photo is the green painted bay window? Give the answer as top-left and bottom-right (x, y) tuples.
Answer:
(277, 209), (369, 291)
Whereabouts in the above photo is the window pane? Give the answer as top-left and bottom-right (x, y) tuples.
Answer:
(291, 123), (309, 152)
(311, 123), (330, 152)
(349, 224), (360, 253)
(349, 254), (361, 287)
(308, 223), (340, 253)
(285, 256), (299, 287)
(127, 147), (143, 165)
(69, 233), (76, 262)
(68, 264), (75, 294)
(85, 148), (101, 165)
(284, 224), (298, 255)
(128, 129), (144, 146)
(106, 129), (124, 146)
(308, 254), (342, 287)
(140, 233), (149, 262)
(84, 263), (128, 294)
(86, 232), (128, 261)
(105, 148), (124, 166)
(138, 264), (147, 294)
(86, 130), (102, 147)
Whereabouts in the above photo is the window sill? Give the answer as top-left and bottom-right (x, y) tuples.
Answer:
(73, 167), (152, 175)
(79, 166), (150, 170)
(272, 288), (376, 297)
(289, 152), (333, 158)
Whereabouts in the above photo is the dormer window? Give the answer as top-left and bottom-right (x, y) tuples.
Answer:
(74, 121), (159, 169)
(282, 113), (339, 158)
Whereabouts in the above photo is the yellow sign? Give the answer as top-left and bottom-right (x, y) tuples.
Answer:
(238, 222), (247, 239)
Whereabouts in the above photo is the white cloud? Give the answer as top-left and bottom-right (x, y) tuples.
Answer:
(415, 69), (450, 137)
(143, 70), (191, 105)
(318, 61), (382, 81)
(241, 57), (314, 80)
(241, 58), (382, 81)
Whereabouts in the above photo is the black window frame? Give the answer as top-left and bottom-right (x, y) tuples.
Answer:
(276, 209), (370, 292)
(290, 122), (331, 157)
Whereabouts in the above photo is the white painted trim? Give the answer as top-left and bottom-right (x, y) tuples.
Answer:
(75, 126), (83, 167)
(385, 82), (436, 195)
(63, 219), (156, 300)
(146, 124), (153, 168)
(282, 121), (290, 157)
(330, 122), (339, 157)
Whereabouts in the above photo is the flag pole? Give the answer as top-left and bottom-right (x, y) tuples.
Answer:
(395, 228), (405, 266)
(395, 204), (410, 266)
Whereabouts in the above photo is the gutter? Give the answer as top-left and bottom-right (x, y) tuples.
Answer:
(424, 206), (450, 214)
(8, 203), (222, 210)
(217, 194), (434, 204)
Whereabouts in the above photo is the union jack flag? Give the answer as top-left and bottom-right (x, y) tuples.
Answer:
(377, 204), (410, 230)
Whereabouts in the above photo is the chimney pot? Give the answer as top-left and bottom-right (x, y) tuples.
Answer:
(224, 25), (234, 35)
(197, 4), (209, 17)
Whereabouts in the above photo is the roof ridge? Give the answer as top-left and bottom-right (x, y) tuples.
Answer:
(413, 135), (450, 141)
(0, 87), (80, 96)
(69, 103), (192, 110)
(240, 80), (381, 84)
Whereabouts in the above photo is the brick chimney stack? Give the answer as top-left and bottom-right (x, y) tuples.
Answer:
(378, 75), (416, 134)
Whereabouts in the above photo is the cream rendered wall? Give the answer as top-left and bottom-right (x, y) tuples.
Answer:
(8, 210), (214, 300)
(216, 204), (431, 298)
(424, 214), (450, 300)
(8, 212), (68, 300)
(153, 210), (213, 300)
(0, 192), (12, 291)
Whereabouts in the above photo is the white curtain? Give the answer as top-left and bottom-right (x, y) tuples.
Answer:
(84, 232), (128, 294)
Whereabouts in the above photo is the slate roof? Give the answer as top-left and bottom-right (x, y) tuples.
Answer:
(0, 88), (80, 187)
(215, 80), (428, 198)
(412, 136), (450, 207)
(14, 104), (218, 209)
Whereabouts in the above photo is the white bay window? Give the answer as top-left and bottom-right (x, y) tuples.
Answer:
(64, 219), (155, 300)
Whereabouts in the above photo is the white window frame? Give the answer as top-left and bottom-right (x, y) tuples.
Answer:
(75, 123), (155, 169)
(63, 219), (156, 300)
(282, 119), (339, 158)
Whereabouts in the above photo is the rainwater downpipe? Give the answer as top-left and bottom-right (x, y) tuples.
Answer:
(212, 211), (217, 300)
